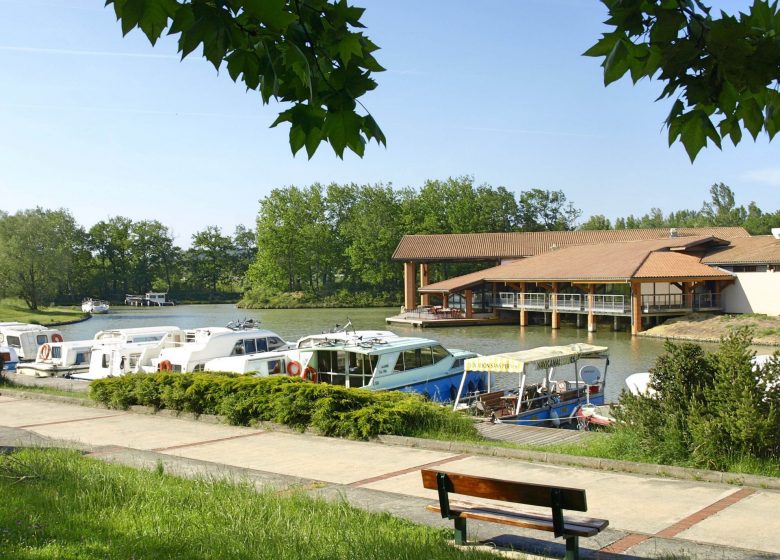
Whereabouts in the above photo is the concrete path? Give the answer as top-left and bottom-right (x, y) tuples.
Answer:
(0, 392), (778, 560)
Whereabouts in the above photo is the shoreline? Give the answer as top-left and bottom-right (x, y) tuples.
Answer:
(638, 313), (780, 348)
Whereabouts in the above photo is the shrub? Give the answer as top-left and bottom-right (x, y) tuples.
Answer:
(615, 328), (780, 470)
(90, 373), (478, 441)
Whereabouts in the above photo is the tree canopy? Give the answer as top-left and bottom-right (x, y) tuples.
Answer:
(107, 0), (385, 159)
(586, 0), (780, 161)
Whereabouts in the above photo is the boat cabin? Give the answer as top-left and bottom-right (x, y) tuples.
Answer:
(0, 322), (64, 361)
(16, 340), (96, 377)
(453, 343), (609, 427)
(204, 352), (288, 375)
(285, 333), (481, 402)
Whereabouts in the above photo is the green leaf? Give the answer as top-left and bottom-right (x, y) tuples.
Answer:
(583, 32), (619, 58)
(323, 110), (362, 158)
(604, 39), (630, 85)
(336, 34), (363, 66)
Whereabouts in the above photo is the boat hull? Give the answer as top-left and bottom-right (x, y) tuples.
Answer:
(15, 363), (90, 378)
(389, 370), (488, 403)
(498, 393), (605, 427)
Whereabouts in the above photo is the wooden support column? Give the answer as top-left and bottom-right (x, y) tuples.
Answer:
(551, 282), (560, 329)
(682, 282), (693, 309)
(464, 289), (473, 318)
(403, 262), (416, 311)
(587, 285), (596, 333)
(519, 281), (528, 327)
(419, 263), (430, 307)
(442, 293), (449, 308)
(631, 281), (643, 335)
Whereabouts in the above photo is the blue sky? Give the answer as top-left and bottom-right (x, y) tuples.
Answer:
(1, 0), (778, 247)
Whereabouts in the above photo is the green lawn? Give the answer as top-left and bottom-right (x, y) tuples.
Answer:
(0, 298), (86, 326)
(0, 448), (501, 560)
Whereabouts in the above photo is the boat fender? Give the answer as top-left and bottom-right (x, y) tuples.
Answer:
(52, 333), (63, 343)
(302, 366), (318, 383)
(158, 360), (173, 372)
(287, 361), (302, 377)
(39, 344), (51, 361)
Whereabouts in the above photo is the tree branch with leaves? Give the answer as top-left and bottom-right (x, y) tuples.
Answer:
(586, 0), (780, 161)
(107, 0), (386, 158)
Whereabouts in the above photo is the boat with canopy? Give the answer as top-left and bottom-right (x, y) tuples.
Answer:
(452, 343), (609, 427)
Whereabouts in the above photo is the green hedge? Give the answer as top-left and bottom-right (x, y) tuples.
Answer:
(89, 373), (479, 441)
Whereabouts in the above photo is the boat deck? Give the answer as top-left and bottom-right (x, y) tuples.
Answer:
(475, 421), (593, 446)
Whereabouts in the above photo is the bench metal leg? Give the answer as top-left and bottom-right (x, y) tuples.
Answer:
(453, 517), (467, 545)
(564, 536), (579, 560)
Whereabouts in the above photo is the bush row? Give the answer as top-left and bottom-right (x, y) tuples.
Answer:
(238, 288), (400, 309)
(89, 373), (478, 440)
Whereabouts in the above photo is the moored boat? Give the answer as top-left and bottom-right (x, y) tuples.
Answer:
(81, 298), (110, 314)
(452, 343), (609, 427)
(1, 345), (19, 372)
(0, 323), (64, 361)
(16, 340), (95, 377)
(281, 326), (480, 402)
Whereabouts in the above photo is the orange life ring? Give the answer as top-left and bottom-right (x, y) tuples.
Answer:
(39, 343), (51, 360)
(287, 360), (302, 376)
(302, 366), (318, 383)
(52, 333), (63, 343)
(158, 360), (173, 372)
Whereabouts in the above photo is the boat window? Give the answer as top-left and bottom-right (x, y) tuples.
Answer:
(102, 354), (109, 368)
(128, 354), (140, 369)
(335, 351), (346, 374)
(232, 340), (245, 356)
(267, 337), (284, 350)
(267, 359), (283, 375)
(6, 336), (20, 349)
(419, 347), (434, 367)
(51, 346), (62, 359)
(244, 339), (257, 354)
(193, 363), (205, 372)
(74, 352), (87, 365)
(354, 353), (373, 376)
(172, 364), (182, 373)
(317, 350), (335, 372)
(403, 349), (420, 370)
(431, 345), (450, 363)
(37, 334), (48, 345)
(256, 338), (269, 352)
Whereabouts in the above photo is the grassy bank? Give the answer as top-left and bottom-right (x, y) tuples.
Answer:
(238, 289), (400, 309)
(640, 313), (780, 346)
(0, 448), (500, 560)
(0, 298), (86, 326)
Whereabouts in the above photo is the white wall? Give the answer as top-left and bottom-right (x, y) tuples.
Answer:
(722, 271), (780, 316)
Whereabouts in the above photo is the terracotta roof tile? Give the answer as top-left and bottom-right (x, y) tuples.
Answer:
(635, 252), (733, 279)
(701, 236), (780, 265)
(420, 237), (733, 292)
(392, 227), (750, 261)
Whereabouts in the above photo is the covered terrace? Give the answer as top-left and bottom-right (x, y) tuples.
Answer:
(389, 236), (736, 335)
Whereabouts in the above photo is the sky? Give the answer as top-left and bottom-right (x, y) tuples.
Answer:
(1, 0), (778, 247)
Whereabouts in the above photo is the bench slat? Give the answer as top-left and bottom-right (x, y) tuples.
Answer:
(426, 504), (608, 537)
(421, 469), (588, 511)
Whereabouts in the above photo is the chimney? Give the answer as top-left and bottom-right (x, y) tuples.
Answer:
(669, 228), (678, 238)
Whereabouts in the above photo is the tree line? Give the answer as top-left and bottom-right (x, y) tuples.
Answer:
(242, 177), (581, 307)
(0, 210), (255, 310)
(1, 181), (775, 311)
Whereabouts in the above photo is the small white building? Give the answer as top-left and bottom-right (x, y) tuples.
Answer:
(702, 235), (780, 316)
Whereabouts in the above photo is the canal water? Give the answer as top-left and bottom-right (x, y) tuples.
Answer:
(59, 304), (724, 402)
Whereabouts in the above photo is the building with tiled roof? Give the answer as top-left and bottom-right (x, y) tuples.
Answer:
(390, 227), (779, 333)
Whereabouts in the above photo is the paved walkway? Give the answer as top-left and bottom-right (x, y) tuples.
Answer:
(0, 392), (778, 560)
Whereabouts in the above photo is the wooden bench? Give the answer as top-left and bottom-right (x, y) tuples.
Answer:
(421, 469), (608, 560)
(475, 390), (505, 415)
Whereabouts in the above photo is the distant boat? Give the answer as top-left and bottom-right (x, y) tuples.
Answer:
(124, 292), (174, 307)
(82, 298), (110, 314)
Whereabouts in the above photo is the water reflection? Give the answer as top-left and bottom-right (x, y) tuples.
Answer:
(58, 304), (760, 402)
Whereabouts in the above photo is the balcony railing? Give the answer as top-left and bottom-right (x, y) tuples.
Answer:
(593, 294), (629, 314)
(641, 293), (722, 312)
(553, 293), (583, 311)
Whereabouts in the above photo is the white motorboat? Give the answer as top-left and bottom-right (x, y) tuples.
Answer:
(81, 298), (110, 314)
(16, 340), (95, 377)
(0, 322), (64, 361)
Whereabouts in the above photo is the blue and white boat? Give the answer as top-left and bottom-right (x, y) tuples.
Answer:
(284, 326), (482, 402)
(452, 343), (609, 426)
(1, 345), (19, 372)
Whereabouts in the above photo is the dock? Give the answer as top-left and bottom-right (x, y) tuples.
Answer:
(386, 313), (514, 328)
(475, 421), (593, 446)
